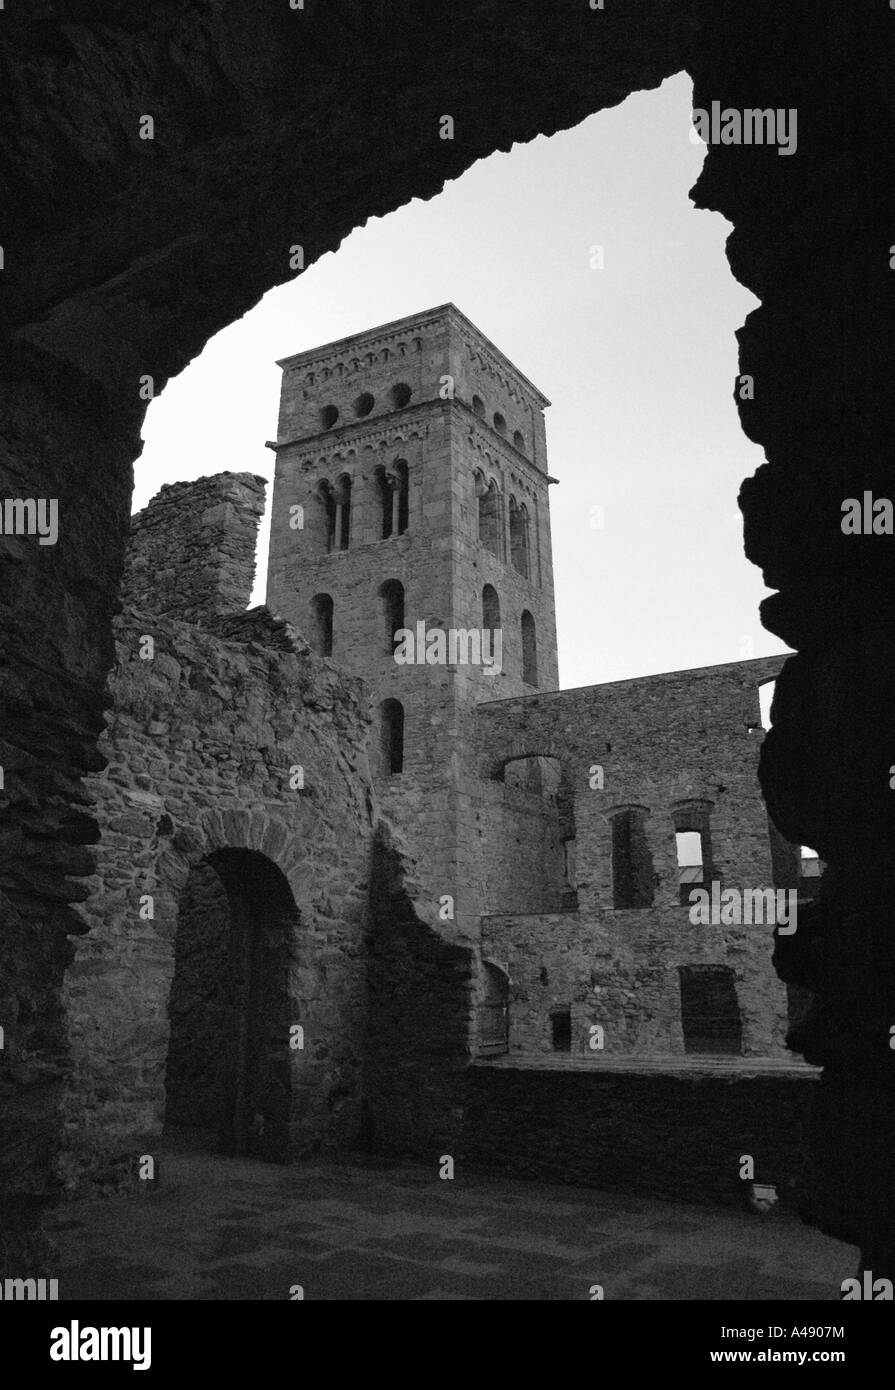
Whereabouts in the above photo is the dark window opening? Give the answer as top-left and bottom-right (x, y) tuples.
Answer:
(318, 479), (337, 553)
(380, 698), (404, 775)
(493, 411), (507, 435)
(521, 609), (538, 686)
(390, 382), (412, 410)
(378, 461), (410, 538)
(379, 579), (405, 655)
(611, 807), (654, 908)
(335, 475), (351, 550)
(472, 394), (485, 417)
(320, 404), (339, 430)
(477, 475), (501, 559)
(561, 835), (578, 911)
(550, 1009), (572, 1053)
(395, 460), (409, 534)
(678, 965), (742, 1055)
(310, 592), (333, 657)
(376, 466), (394, 539)
(513, 429), (525, 452)
(482, 583), (500, 639)
(354, 391), (374, 417)
(510, 499), (530, 579)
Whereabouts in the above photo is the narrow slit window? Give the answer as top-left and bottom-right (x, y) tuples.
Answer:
(380, 698), (404, 775)
(309, 593), (333, 657)
(550, 1009), (572, 1053)
(521, 609), (538, 686)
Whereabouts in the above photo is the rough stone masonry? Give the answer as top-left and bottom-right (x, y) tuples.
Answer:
(2, 0), (893, 1276)
(59, 307), (818, 1219)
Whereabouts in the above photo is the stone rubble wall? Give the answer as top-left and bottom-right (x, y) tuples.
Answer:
(61, 600), (376, 1187)
(474, 657), (794, 1057)
(123, 472), (266, 623)
(463, 1060), (816, 1211)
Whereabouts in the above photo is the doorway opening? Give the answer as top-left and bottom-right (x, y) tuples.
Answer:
(164, 848), (299, 1160)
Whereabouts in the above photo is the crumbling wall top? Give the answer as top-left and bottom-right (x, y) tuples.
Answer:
(122, 472), (266, 623)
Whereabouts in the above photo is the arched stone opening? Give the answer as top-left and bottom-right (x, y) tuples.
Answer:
(379, 578), (405, 655)
(482, 582), (501, 639)
(164, 848), (299, 1161)
(309, 592), (334, 657)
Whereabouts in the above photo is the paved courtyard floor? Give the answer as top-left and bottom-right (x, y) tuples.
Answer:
(48, 1147), (855, 1301)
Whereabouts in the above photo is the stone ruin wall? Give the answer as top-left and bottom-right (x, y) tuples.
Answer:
(61, 473), (474, 1189)
(472, 657), (795, 1058)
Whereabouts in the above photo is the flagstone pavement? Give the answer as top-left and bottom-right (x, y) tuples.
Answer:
(47, 1145), (854, 1301)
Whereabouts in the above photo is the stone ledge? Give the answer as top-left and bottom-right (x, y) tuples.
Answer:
(472, 1052), (819, 1078)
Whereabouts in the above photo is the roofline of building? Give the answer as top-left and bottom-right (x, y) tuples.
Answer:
(275, 302), (551, 408)
(479, 653), (791, 706)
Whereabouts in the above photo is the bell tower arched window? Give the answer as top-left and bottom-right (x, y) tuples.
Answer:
(477, 475), (502, 559)
(377, 461), (410, 539)
(379, 579), (405, 655)
(317, 479), (337, 554)
(334, 474), (351, 550)
(510, 498), (530, 579)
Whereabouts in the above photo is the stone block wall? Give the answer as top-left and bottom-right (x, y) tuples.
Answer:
(122, 472), (266, 622)
(474, 657), (795, 1057)
(462, 1059), (817, 1210)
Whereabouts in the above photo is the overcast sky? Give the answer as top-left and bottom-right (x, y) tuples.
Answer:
(136, 72), (790, 690)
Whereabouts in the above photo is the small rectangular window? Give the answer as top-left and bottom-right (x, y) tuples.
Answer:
(672, 804), (714, 906)
(550, 1009), (571, 1053)
(675, 829), (705, 904)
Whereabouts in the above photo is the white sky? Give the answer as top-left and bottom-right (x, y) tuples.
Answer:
(137, 72), (790, 690)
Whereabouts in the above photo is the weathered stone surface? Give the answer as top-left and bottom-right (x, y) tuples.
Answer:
(123, 474), (266, 623)
(463, 1059), (815, 1208)
(3, 0), (893, 1272)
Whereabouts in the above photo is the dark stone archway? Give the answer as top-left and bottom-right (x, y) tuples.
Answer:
(165, 850), (299, 1162)
(2, 0), (893, 1271)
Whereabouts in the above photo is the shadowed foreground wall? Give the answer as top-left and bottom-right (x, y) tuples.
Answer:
(464, 1061), (815, 1210)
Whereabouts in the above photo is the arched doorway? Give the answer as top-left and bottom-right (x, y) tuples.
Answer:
(164, 848), (299, 1161)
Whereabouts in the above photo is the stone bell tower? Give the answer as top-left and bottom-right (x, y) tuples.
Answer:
(265, 303), (558, 936)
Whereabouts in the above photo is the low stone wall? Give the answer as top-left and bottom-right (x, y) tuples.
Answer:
(462, 1058), (818, 1207)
